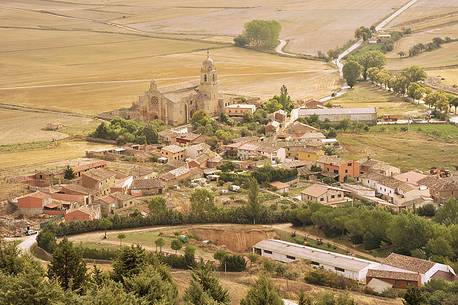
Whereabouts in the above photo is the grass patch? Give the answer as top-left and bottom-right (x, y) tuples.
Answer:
(338, 124), (458, 171)
(0, 141), (56, 153)
(330, 82), (427, 117)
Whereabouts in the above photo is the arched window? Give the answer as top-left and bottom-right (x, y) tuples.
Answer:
(204, 74), (207, 82)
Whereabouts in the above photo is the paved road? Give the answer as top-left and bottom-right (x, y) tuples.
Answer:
(335, 0), (420, 78)
(17, 234), (38, 254)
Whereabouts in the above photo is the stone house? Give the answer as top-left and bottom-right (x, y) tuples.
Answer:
(64, 205), (101, 222)
(418, 176), (458, 202)
(81, 169), (117, 197)
(161, 144), (185, 161)
(359, 158), (401, 177)
(130, 178), (165, 197)
(16, 191), (51, 217)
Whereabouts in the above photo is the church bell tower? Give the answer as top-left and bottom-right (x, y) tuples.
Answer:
(199, 51), (219, 114)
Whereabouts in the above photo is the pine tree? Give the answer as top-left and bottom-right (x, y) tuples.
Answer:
(240, 274), (283, 305)
(184, 261), (230, 305)
(64, 165), (75, 180)
(247, 177), (261, 224)
(48, 238), (87, 291)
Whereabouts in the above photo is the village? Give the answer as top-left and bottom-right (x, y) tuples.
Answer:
(1, 1), (458, 304)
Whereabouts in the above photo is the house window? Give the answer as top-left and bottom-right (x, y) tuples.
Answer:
(263, 250), (272, 255)
(286, 255), (296, 260)
(335, 267), (345, 272)
(331, 195), (335, 199)
(320, 198), (324, 201)
(345, 169), (348, 173)
(338, 194), (342, 198)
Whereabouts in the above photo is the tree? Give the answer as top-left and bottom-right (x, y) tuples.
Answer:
(36, 229), (56, 253)
(246, 177), (262, 224)
(449, 95), (458, 113)
(435, 199), (458, 225)
(64, 165), (75, 180)
(424, 92), (437, 109)
(48, 238), (87, 291)
(264, 85), (294, 114)
(351, 50), (386, 80)
(263, 98), (283, 113)
(171, 239), (183, 254)
(240, 273), (283, 305)
(342, 61), (362, 88)
(184, 261), (230, 305)
(148, 196), (167, 214)
(403, 288), (425, 305)
(407, 83), (425, 104)
(142, 124), (159, 144)
(117, 233), (126, 246)
(0, 264), (66, 305)
(401, 66), (427, 83)
(387, 213), (433, 254)
(355, 26), (372, 41)
(426, 236), (453, 259)
(99, 218), (112, 239)
(184, 245), (196, 268)
(235, 20), (282, 50)
(0, 240), (28, 275)
(190, 188), (216, 217)
(155, 238), (165, 253)
(435, 91), (449, 112)
(112, 245), (148, 282)
(79, 280), (144, 305)
(123, 264), (178, 305)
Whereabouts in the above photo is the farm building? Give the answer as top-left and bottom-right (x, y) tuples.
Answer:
(297, 107), (377, 123)
(384, 253), (456, 284)
(253, 239), (380, 282)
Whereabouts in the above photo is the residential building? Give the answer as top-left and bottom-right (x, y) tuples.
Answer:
(81, 169), (117, 197)
(253, 239), (380, 282)
(303, 99), (325, 109)
(270, 181), (289, 193)
(298, 107), (377, 123)
(359, 172), (432, 208)
(384, 253), (456, 284)
(161, 144), (185, 161)
(359, 158), (401, 177)
(160, 166), (201, 187)
(185, 143), (211, 159)
(273, 109), (287, 123)
(265, 121), (280, 135)
(301, 184), (347, 205)
(418, 176), (458, 202)
(394, 171), (428, 185)
(316, 156), (360, 183)
(175, 132), (205, 146)
(16, 191), (51, 217)
(64, 205), (101, 222)
(224, 104), (256, 117)
(297, 146), (325, 161)
(130, 178), (165, 196)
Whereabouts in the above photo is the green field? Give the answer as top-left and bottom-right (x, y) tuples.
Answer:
(338, 124), (458, 171)
(331, 82), (428, 117)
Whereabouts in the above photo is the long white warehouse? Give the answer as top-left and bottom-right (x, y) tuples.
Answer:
(253, 239), (381, 282)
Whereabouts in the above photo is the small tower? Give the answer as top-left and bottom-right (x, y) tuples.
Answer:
(199, 50), (219, 114)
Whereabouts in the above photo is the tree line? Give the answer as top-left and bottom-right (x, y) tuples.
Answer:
(405, 36), (456, 57)
(234, 20), (282, 50)
(290, 200), (458, 268)
(92, 117), (164, 145)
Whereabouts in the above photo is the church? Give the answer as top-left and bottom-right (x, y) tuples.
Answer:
(121, 52), (228, 126)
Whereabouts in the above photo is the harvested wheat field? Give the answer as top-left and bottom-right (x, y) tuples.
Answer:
(387, 0), (458, 32)
(0, 26), (339, 114)
(0, 108), (97, 145)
